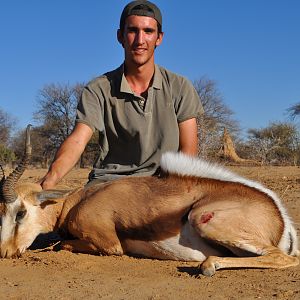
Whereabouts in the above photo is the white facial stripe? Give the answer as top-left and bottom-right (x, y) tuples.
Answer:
(0, 196), (42, 257)
(16, 202), (42, 250)
(0, 198), (22, 244)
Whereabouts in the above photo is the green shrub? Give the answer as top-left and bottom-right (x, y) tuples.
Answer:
(0, 144), (16, 163)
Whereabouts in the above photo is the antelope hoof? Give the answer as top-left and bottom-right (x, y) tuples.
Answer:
(101, 244), (124, 256)
(59, 241), (74, 252)
(200, 257), (217, 277)
(103, 248), (123, 256)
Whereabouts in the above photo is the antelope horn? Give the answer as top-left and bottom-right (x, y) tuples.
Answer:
(0, 165), (5, 191)
(0, 165), (4, 178)
(2, 125), (32, 203)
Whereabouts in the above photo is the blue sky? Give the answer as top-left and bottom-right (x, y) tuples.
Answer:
(1, 0), (299, 137)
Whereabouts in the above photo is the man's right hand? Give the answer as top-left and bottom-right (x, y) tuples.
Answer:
(38, 171), (59, 190)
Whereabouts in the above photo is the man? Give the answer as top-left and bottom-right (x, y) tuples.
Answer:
(41, 0), (203, 189)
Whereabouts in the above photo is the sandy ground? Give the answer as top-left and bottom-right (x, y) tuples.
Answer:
(1, 166), (299, 300)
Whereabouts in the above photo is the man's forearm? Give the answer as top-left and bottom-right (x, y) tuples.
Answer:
(41, 138), (85, 189)
(40, 123), (93, 189)
(49, 141), (84, 182)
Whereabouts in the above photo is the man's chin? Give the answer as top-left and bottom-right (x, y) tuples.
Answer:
(131, 56), (152, 67)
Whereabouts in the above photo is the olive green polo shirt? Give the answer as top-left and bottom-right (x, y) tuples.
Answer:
(76, 64), (203, 182)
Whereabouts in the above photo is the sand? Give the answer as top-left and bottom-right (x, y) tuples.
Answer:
(1, 166), (299, 299)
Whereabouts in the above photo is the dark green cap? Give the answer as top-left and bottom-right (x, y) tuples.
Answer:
(120, 1), (162, 30)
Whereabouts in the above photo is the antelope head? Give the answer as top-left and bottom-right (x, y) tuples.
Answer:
(0, 125), (41, 258)
(0, 125), (75, 258)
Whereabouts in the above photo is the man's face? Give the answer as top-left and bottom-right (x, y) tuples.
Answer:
(118, 15), (163, 68)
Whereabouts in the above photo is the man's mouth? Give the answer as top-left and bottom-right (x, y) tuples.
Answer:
(133, 48), (146, 54)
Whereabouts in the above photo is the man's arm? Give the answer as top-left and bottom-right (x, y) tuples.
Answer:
(178, 118), (198, 156)
(40, 122), (93, 189)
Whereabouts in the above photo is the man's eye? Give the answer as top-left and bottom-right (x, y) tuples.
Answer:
(127, 27), (138, 33)
(16, 210), (27, 222)
(144, 29), (155, 34)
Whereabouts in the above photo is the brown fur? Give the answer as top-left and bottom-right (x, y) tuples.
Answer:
(1, 173), (298, 276)
(52, 175), (286, 255)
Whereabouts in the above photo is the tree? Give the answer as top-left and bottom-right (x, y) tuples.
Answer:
(0, 108), (16, 146)
(287, 103), (300, 119)
(194, 77), (240, 159)
(246, 122), (300, 165)
(34, 83), (83, 140)
(0, 108), (17, 164)
(33, 83), (84, 166)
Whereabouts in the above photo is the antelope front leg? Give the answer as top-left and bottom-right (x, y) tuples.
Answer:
(60, 239), (99, 254)
(200, 247), (299, 276)
(68, 217), (124, 256)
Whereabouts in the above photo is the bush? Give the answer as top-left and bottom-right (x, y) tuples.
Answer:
(0, 144), (16, 164)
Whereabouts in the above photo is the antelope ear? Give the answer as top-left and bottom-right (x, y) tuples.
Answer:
(36, 190), (73, 205)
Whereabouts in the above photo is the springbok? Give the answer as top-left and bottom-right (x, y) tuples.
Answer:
(0, 125), (299, 276)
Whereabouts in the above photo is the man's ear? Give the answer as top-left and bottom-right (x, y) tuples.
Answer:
(155, 32), (164, 47)
(117, 29), (124, 47)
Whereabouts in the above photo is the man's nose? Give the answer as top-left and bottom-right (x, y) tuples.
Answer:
(135, 30), (145, 44)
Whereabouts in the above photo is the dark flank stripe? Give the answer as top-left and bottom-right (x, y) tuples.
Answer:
(288, 231), (294, 255)
(117, 207), (191, 241)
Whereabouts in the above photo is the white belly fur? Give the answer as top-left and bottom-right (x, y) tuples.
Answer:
(123, 222), (224, 261)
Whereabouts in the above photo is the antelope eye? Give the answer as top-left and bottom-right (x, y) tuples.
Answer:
(16, 210), (27, 222)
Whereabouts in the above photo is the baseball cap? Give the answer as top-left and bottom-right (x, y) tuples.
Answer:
(120, 1), (162, 31)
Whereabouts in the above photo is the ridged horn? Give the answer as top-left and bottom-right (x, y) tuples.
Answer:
(2, 125), (32, 203)
(0, 165), (5, 191)
(0, 165), (4, 178)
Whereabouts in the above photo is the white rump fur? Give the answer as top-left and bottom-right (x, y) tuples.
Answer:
(160, 152), (299, 256)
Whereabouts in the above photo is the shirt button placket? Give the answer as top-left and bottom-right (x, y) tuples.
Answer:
(138, 98), (145, 110)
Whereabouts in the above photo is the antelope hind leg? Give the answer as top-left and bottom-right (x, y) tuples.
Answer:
(188, 199), (299, 276)
(200, 246), (299, 276)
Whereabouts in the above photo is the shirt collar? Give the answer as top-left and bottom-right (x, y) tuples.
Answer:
(120, 63), (162, 94)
